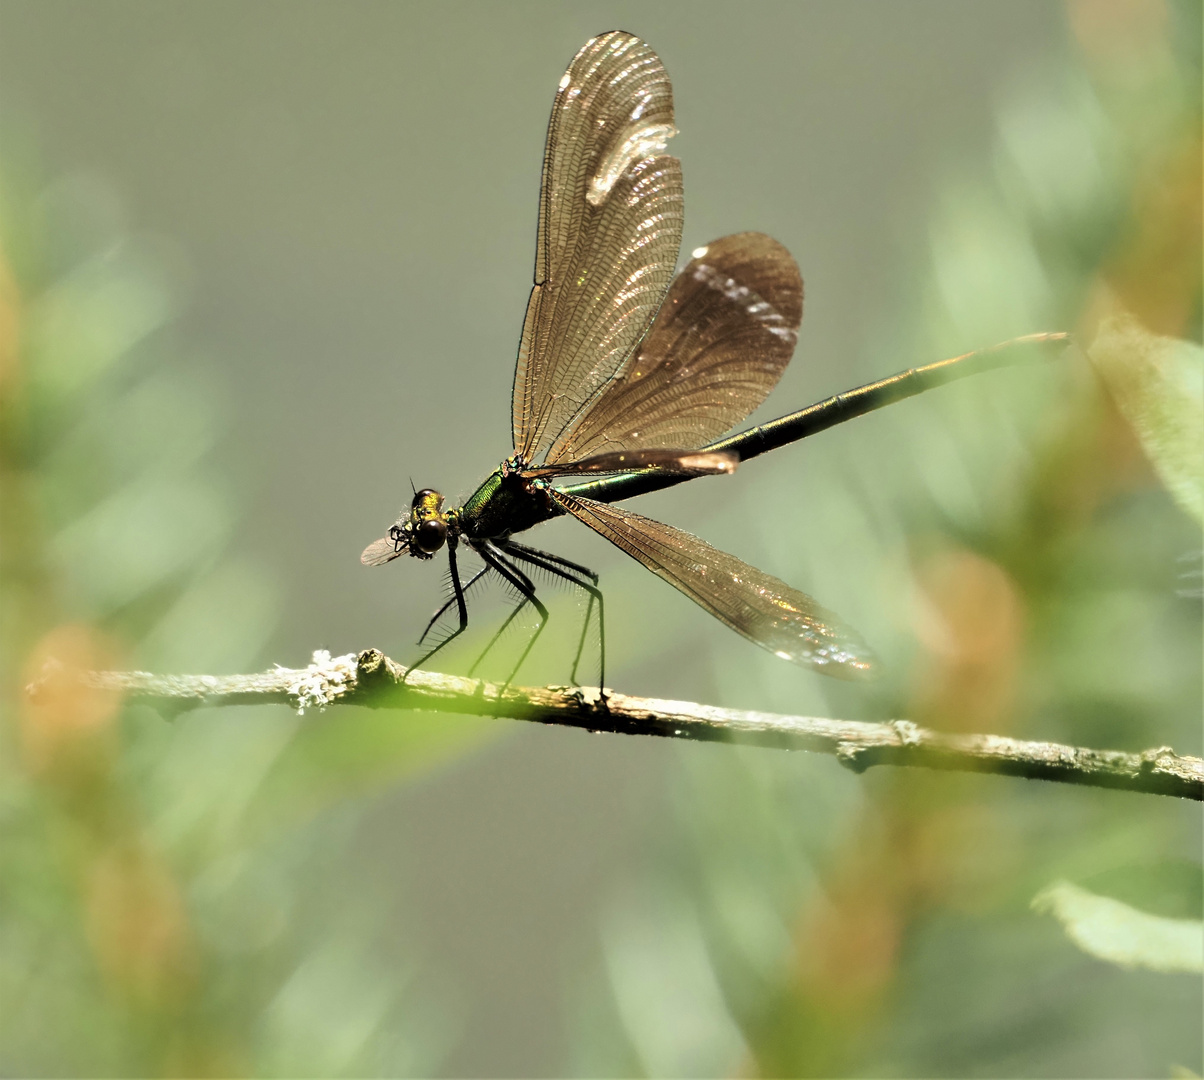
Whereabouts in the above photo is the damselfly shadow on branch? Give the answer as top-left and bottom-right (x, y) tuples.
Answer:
(361, 31), (1070, 690)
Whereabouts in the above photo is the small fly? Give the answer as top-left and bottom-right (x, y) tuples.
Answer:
(362, 32), (1067, 687)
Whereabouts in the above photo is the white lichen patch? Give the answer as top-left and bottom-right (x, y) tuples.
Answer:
(283, 649), (359, 713)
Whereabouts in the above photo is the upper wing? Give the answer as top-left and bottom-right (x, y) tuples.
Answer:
(544, 233), (802, 465)
(552, 490), (876, 679)
(512, 32), (684, 462)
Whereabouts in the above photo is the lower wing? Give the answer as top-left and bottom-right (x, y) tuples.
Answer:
(550, 490), (877, 679)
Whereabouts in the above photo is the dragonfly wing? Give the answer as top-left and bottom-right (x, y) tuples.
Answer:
(513, 32), (684, 462)
(552, 491), (876, 679)
(544, 232), (802, 465)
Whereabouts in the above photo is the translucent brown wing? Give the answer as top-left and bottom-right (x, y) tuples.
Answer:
(544, 232), (802, 465)
(552, 490), (876, 678)
(523, 448), (737, 477)
(512, 32), (684, 462)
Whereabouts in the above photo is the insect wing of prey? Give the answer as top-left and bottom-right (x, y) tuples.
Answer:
(512, 31), (877, 678)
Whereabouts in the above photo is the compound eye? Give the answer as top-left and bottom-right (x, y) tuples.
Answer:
(413, 517), (447, 554)
(412, 488), (439, 510)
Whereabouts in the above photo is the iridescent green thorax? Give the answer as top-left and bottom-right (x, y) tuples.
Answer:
(457, 463), (560, 540)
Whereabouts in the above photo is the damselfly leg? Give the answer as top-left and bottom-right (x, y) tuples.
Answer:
(470, 541), (550, 690)
(499, 539), (605, 689)
(404, 537), (469, 680)
(412, 540), (602, 690)
(419, 564), (491, 645)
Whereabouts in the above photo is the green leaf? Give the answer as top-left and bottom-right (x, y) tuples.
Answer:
(1033, 880), (1204, 973)
(1088, 312), (1204, 525)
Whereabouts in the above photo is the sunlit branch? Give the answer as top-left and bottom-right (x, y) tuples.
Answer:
(29, 648), (1202, 801)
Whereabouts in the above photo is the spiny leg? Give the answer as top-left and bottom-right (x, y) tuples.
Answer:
(499, 541), (599, 583)
(405, 536), (469, 679)
(461, 548), (567, 681)
(499, 539), (605, 691)
(467, 591), (531, 677)
(419, 564), (490, 644)
(498, 541), (603, 685)
(473, 541), (548, 689)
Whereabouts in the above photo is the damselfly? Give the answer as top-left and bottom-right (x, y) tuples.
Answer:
(362, 31), (1067, 686)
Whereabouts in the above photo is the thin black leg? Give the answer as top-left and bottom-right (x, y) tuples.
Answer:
(500, 541), (599, 583)
(419, 564), (491, 644)
(467, 590), (531, 676)
(499, 539), (605, 691)
(406, 536), (469, 678)
(473, 541), (548, 689)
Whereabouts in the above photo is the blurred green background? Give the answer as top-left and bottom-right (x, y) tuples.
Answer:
(1, 1), (1200, 1076)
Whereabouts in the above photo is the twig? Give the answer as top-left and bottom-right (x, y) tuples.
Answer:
(28, 648), (1203, 800)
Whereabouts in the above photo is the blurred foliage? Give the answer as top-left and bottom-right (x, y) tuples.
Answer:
(1033, 880), (1203, 974)
(0, 145), (485, 1073)
(1088, 312), (1203, 525)
(0, 2), (1200, 1078)
(571, 2), (1202, 1077)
